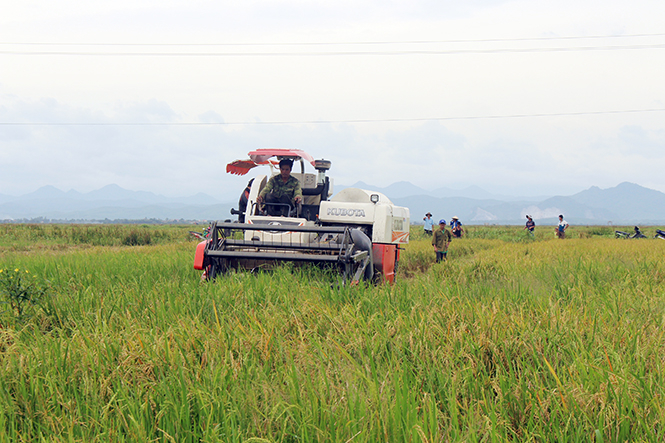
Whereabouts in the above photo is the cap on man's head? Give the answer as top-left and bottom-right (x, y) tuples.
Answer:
(278, 159), (294, 168)
(452, 216), (459, 220)
(439, 219), (446, 225)
(526, 214), (531, 219)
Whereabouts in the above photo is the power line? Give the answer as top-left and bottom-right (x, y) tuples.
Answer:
(2, 43), (665, 56)
(2, 108), (665, 126)
(2, 32), (665, 47)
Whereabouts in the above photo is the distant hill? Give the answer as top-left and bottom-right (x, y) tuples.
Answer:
(569, 182), (665, 221)
(340, 181), (430, 199)
(0, 185), (228, 221)
(341, 181), (545, 202)
(2, 181), (664, 224)
(430, 185), (506, 201)
(394, 183), (665, 225)
(0, 193), (14, 205)
(392, 195), (506, 224)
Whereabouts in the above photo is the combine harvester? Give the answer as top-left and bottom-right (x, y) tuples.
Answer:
(194, 148), (410, 284)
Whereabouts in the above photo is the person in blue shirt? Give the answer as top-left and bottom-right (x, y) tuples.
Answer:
(556, 215), (569, 239)
(423, 212), (434, 236)
(450, 216), (464, 238)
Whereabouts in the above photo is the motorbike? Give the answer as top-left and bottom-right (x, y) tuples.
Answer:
(615, 226), (647, 239)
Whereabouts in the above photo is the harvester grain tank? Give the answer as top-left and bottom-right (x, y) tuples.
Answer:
(193, 148), (410, 284)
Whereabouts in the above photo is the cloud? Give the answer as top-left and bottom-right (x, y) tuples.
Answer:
(2, 0), (665, 197)
(198, 111), (225, 124)
(615, 125), (665, 159)
(471, 138), (549, 171)
(113, 99), (179, 122)
(4, 94), (665, 199)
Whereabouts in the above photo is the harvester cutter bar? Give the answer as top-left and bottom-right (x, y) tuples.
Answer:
(205, 221), (356, 264)
(215, 239), (343, 252)
(200, 221), (374, 283)
(212, 222), (348, 234)
(205, 250), (343, 263)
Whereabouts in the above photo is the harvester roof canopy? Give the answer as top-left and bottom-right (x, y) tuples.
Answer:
(226, 148), (316, 176)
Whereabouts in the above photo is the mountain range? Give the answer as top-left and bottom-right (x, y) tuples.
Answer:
(0, 184), (232, 221)
(1, 182), (664, 225)
(388, 182), (665, 225)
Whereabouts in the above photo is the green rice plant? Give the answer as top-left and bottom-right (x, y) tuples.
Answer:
(0, 223), (194, 251)
(122, 229), (153, 246)
(0, 225), (665, 441)
(0, 267), (48, 322)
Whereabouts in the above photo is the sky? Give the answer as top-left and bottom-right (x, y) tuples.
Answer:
(1, 0), (665, 200)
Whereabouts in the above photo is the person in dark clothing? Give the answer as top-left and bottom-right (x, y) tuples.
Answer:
(237, 178), (254, 223)
(257, 159), (303, 216)
(432, 219), (452, 263)
(450, 216), (464, 238)
(524, 215), (535, 237)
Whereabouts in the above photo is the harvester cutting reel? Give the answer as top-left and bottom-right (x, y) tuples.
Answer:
(194, 221), (375, 285)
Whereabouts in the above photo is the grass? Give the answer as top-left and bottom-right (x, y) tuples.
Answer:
(0, 223), (191, 250)
(0, 223), (664, 441)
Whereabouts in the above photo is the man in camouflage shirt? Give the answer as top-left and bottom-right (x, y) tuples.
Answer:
(257, 159), (303, 216)
(432, 219), (452, 263)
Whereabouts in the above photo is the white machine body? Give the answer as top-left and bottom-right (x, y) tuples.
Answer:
(244, 178), (409, 245)
(319, 188), (410, 244)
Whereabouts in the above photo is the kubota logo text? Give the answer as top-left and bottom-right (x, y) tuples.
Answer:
(327, 208), (366, 217)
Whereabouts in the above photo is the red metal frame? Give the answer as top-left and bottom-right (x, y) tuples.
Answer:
(248, 148), (316, 167)
(193, 240), (207, 270)
(226, 149), (317, 176)
(372, 243), (399, 283)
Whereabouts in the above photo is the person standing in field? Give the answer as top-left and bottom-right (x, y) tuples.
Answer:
(556, 214), (569, 239)
(524, 215), (535, 237)
(432, 219), (452, 263)
(423, 212), (434, 236)
(450, 216), (464, 238)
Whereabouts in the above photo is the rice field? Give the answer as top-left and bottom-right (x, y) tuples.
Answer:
(0, 223), (664, 442)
